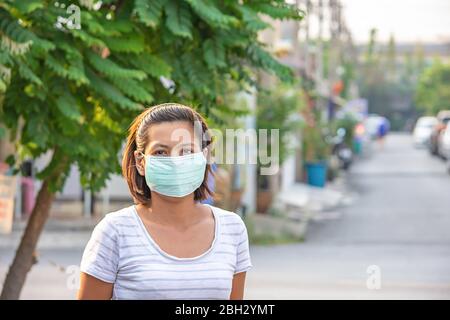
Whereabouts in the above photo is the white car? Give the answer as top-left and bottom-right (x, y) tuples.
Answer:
(439, 124), (450, 160)
(413, 116), (438, 147)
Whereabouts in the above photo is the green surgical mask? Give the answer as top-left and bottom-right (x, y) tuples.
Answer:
(141, 151), (207, 198)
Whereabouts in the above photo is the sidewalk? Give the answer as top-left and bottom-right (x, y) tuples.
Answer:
(11, 216), (100, 232)
(275, 173), (354, 216)
(250, 174), (356, 242)
(0, 217), (99, 250)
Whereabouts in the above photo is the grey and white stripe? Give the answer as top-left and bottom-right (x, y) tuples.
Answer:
(80, 204), (252, 300)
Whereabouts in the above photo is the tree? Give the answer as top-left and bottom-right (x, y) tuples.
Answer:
(0, 0), (303, 299)
(361, 28), (382, 87)
(415, 61), (450, 115)
(385, 33), (397, 82)
(357, 30), (425, 130)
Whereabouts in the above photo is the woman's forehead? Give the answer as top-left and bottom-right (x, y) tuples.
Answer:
(147, 121), (201, 147)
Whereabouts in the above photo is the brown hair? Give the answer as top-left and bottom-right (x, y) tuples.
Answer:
(122, 103), (214, 205)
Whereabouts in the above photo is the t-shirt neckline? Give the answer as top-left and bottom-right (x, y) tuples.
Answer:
(131, 203), (220, 261)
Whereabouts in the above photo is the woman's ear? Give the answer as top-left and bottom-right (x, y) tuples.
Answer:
(203, 146), (212, 164)
(134, 151), (145, 176)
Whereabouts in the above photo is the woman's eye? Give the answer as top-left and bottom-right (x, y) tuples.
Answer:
(153, 150), (167, 156)
(181, 149), (193, 155)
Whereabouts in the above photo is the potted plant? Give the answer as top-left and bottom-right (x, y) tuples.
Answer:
(302, 123), (331, 188)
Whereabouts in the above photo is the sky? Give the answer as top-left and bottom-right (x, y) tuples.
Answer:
(340, 0), (450, 44)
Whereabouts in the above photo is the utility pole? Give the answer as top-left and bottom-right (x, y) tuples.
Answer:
(295, 0), (312, 183)
(316, 0), (324, 105)
(293, 0), (301, 66)
(327, 0), (343, 122)
(304, 0), (311, 77)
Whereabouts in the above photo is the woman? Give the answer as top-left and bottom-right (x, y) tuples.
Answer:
(376, 117), (389, 150)
(77, 103), (252, 300)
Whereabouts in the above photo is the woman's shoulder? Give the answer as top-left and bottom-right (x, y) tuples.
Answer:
(94, 205), (137, 233)
(206, 204), (247, 230)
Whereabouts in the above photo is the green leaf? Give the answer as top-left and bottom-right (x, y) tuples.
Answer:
(45, 55), (69, 78)
(10, 0), (44, 14)
(103, 33), (146, 53)
(23, 113), (50, 149)
(134, 0), (167, 28)
(130, 54), (172, 78)
(18, 62), (43, 86)
(185, 0), (238, 28)
(203, 38), (226, 69)
(102, 19), (135, 34)
(238, 6), (270, 31)
(109, 77), (154, 103)
(0, 78), (6, 92)
(249, 2), (304, 21)
(66, 56), (90, 85)
(0, 9), (34, 43)
(71, 29), (106, 47)
(86, 51), (147, 80)
(180, 51), (211, 94)
(247, 44), (293, 83)
(56, 92), (82, 120)
(164, 0), (193, 39)
(86, 68), (142, 110)
(44, 54), (89, 85)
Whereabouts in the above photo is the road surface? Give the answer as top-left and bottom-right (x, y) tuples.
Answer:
(246, 133), (450, 299)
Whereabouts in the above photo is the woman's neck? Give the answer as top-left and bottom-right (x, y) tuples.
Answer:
(139, 193), (204, 229)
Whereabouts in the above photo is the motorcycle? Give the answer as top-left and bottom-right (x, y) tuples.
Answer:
(329, 128), (353, 170)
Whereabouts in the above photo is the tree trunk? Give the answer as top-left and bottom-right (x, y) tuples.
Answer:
(1, 152), (68, 300)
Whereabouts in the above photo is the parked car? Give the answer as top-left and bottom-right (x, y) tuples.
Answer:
(428, 110), (450, 156)
(439, 124), (450, 159)
(413, 116), (438, 147)
(440, 125), (450, 174)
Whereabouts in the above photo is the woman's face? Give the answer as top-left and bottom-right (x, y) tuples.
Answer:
(145, 120), (203, 157)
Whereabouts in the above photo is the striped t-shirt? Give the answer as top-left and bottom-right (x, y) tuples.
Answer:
(79, 204), (252, 300)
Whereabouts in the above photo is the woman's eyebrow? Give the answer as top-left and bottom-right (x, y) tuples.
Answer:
(148, 142), (197, 151)
(149, 143), (170, 149)
(178, 142), (196, 147)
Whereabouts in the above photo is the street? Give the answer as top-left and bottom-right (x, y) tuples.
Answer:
(1, 133), (450, 299)
(246, 133), (450, 299)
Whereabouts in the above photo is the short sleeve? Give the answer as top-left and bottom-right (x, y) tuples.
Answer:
(80, 216), (119, 283)
(234, 219), (253, 274)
